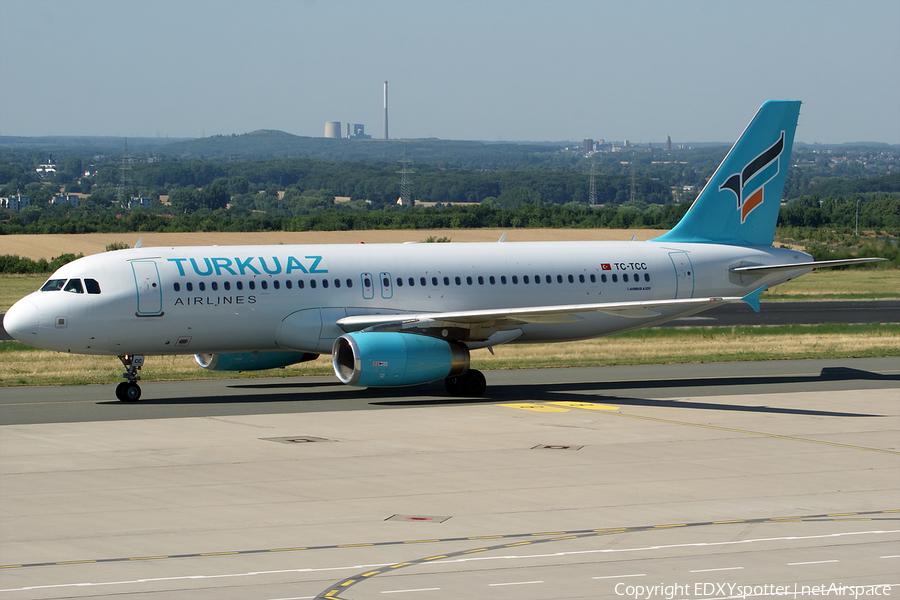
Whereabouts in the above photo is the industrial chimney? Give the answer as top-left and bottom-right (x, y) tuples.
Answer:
(383, 81), (389, 140)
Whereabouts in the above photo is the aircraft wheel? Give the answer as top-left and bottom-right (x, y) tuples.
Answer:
(445, 370), (486, 397)
(122, 382), (142, 402)
(115, 382), (127, 401)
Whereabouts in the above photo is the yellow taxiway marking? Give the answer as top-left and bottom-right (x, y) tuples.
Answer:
(550, 401), (619, 411)
(500, 403), (569, 412)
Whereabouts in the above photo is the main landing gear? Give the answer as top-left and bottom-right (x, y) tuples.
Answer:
(116, 354), (144, 402)
(445, 369), (487, 397)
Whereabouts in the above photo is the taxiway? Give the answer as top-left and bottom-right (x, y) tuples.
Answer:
(1, 358), (898, 599)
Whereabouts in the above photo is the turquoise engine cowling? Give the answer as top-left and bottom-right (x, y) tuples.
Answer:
(332, 332), (469, 387)
(195, 351), (318, 371)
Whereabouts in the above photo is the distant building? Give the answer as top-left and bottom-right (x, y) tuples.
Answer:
(1, 192), (30, 211)
(324, 121), (342, 138)
(350, 124), (371, 139)
(127, 196), (153, 209)
(583, 139), (594, 154)
(51, 193), (79, 208)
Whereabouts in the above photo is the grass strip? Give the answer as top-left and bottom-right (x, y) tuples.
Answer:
(1, 323), (896, 387)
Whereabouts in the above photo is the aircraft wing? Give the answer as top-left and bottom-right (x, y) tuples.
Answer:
(336, 294), (753, 339)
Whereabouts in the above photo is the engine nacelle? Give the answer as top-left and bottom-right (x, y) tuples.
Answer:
(195, 351), (318, 371)
(332, 332), (469, 387)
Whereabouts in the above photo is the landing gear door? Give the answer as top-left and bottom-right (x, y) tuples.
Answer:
(668, 251), (694, 299)
(131, 260), (164, 316)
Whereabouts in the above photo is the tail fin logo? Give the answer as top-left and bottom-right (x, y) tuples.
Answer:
(719, 131), (785, 224)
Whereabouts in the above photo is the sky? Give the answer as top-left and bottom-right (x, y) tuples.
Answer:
(1, 0), (898, 144)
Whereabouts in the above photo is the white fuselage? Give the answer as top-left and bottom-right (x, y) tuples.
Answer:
(7, 240), (813, 357)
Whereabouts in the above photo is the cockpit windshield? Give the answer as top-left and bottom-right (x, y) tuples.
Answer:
(63, 279), (84, 294)
(39, 278), (101, 294)
(40, 279), (66, 292)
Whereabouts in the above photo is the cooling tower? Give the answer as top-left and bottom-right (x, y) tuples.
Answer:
(324, 121), (341, 138)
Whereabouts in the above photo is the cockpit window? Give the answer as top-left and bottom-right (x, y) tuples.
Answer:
(85, 278), (101, 294)
(41, 279), (66, 292)
(63, 279), (84, 294)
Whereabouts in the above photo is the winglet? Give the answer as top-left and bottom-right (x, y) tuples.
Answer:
(741, 285), (767, 313)
(134, 237), (143, 249)
(498, 232), (507, 243)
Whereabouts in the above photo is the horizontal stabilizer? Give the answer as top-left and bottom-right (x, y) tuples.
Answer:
(731, 257), (886, 273)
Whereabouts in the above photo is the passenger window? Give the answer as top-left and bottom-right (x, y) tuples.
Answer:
(500, 276), (507, 285)
(64, 279), (84, 294)
(334, 279), (341, 288)
(40, 279), (66, 292)
(545, 275), (551, 284)
(261, 281), (268, 290)
(187, 282), (194, 292)
(285, 280), (292, 289)
(466, 276), (473, 285)
(273, 280), (280, 290)
(623, 274), (629, 282)
(85, 278), (102, 294)
(420, 277), (426, 286)
(236, 281), (243, 290)
(612, 274), (618, 282)
(578, 274), (585, 283)
(409, 277), (415, 286)
(322, 279), (329, 289)
(364, 277), (371, 287)
(310, 279), (316, 289)
(443, 276), (449, 286)
(568, 275), (574, 283)
(249, 281), (256, 290)
(489, 276), (495, 285)
(224, 281), (231, 291)
(557, 275), (563, 283)
(212, 281), (218, 291)
(590, 274), (596, 283)
(534, 275), (540, 284)
(512, 275), (518, 284)
(455, 276), (461, 285)
(396, 277), (403, 287)
(174, 282), (181, 292)
(523, 275), (529, 284)
(346, 278), (353, 288)
(298, 280), (305, 289)
(601, 274), (607, 283)
(478, 276), (484, 285)
(199, 282), (206, 291)
(432, 276), (438, 286)
(644, 273), (650, 282)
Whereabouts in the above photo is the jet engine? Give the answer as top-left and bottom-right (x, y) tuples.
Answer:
(195, 351), (318, 371)
(332, 332), (469, 387)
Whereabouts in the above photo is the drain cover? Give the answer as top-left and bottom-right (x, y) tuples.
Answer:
(261, 436), (334, 444)
(532, 444), (583, 451)
(386, 514), (451, 523)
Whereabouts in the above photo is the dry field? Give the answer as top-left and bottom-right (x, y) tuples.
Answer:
(0, 229), (663, 261)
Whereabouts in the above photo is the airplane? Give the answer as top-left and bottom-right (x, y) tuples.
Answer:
(3, 101), (883, 401)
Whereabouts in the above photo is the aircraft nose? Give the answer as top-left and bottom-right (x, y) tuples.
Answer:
(3, 298), (40, 346)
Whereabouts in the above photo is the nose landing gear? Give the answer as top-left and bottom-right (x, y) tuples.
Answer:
(116, 354), (144, 401)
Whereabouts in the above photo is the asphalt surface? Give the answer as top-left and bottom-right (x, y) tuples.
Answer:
(2, 300), (899, 342)
(1, 359), (897, 600)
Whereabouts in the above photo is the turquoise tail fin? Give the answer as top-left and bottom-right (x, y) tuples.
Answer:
(651, 101), (801, 247)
